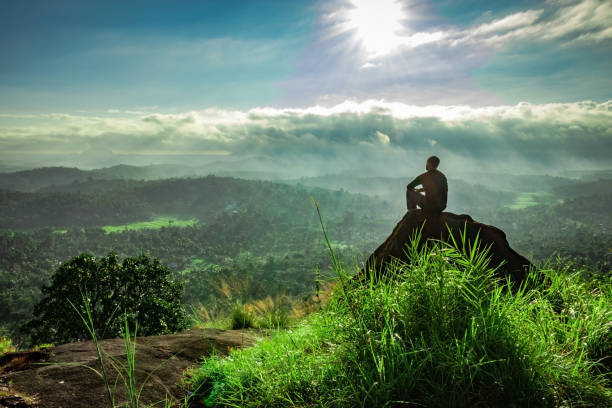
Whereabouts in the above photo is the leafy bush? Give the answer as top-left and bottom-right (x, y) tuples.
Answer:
(189, 240), (612, 407)
(25, 252), (189, 345)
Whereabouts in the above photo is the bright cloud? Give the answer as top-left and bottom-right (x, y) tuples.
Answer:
(280, 0), (611, 107)
(1, 100), (610, 174)
(351, 0), (612, 58)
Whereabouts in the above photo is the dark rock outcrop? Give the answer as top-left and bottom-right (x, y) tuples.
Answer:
(0, 329), (256, 408)
(364, 210), (532, 283)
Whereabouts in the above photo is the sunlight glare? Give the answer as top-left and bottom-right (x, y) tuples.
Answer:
(343, 0), (407, 58)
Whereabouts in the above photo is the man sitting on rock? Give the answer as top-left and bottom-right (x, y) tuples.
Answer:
(406, 155), (448, 213)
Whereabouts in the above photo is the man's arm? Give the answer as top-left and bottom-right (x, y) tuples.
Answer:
(406, 174), (422, 190)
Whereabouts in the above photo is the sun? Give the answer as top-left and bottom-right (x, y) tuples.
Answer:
(342, 0), (407, 58)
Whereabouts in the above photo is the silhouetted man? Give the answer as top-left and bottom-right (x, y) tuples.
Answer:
(406, 156), (447, 213)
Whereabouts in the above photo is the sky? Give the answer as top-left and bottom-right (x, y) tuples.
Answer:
(0, 0), (610, 174)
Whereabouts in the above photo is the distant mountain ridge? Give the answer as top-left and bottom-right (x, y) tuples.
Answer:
(0, 164), (203, 192)
(0, 175), (389, 230)
(0, 167), (97, 192)
(0, 164), (295, 193)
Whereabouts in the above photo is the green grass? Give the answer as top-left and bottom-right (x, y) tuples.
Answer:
(0, 336), (16, 355)
(179, 258), (213, 275)
(188, 238), (612, 407)
(506, 192), (554, 210)
(191, 258), (207, 266)
(102, 216), (197, 234)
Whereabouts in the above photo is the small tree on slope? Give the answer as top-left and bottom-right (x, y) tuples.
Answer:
(25, 252), (188, 345)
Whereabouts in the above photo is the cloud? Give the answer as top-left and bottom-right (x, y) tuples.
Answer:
(377, 0), (612, 53)
(1, 100), (610, 174)
(376, 130), (391, 145)
(280, 0), (611, 106)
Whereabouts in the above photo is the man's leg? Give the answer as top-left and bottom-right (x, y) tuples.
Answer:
(406, 189), (426, 210)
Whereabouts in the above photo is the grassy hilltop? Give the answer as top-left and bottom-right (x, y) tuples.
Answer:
(188, 238), (612, 407)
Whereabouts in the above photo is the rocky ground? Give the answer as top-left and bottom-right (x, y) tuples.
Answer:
(0, 329), (256, 408)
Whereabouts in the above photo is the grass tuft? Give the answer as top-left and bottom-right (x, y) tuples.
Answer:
(188, 233), (612, 407)
(230, 302), (255, 330)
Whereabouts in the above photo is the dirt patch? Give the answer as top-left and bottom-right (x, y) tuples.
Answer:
(0, 351), (51, 374)
(0, 329), (256, 408)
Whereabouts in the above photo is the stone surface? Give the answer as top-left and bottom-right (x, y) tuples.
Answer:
(363, 210), (532, 283)
(0, 329), (256, 408)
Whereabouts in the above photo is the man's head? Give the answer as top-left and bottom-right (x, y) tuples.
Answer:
(426, 155), (440, 171)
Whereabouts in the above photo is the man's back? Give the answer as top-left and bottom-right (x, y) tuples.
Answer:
(422, 169), (447, 211)
(410, 169), (447, 212)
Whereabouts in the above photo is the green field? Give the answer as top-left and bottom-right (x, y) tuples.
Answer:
(506, 192), (542, 210)
(102, 216), (197, 233)
(179, 257), (214, 275)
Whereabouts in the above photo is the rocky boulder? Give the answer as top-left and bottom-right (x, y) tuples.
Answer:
(0, 329), (256, 408)
(363, 210), (532, 283)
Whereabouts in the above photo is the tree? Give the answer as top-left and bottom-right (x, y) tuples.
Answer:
(25, 252), (189, 345)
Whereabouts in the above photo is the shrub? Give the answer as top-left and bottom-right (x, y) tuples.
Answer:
(25, 252), (189, 345)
